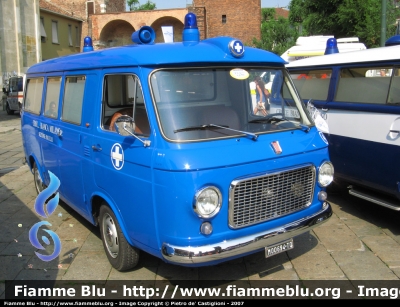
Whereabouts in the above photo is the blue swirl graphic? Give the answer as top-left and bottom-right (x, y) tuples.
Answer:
(34, 171), (60, 218)
(30, 170), (62, 262)
(29, 221), (62, 261)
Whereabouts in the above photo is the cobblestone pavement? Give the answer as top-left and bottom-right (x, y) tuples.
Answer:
(1, 110), (399, 299)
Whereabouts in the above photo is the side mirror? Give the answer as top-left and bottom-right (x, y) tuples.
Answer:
(114, 114), (151, 147)
(114, 115), (135, 136)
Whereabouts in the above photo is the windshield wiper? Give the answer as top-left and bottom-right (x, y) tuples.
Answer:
(249, 116), (288, 124)
(174, 124), (258, 141)
(174, 124), (227, 133)
(249, 117), (310, 133)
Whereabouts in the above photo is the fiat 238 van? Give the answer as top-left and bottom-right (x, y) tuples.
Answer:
(21, 13), (334, 271)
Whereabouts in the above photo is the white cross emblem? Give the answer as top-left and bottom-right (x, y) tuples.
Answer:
(111, 143), (124, 170)
(229, 40), (245, 57)
(234, 42), (243, 53)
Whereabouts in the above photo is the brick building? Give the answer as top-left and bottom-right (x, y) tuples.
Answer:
(193, 0), (261, 44)
(52, 0), (262, 50)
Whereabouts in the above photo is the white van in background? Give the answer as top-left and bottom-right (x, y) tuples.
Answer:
(3, 74), (25, 115)
(281, 36), (367, 63)
(286, 36), (400, 210)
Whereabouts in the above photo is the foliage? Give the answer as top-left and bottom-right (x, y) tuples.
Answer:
(252, 8), (299, 56)
(127, 0), (139, 11)
(127, 0), (156, 11)
(288, 0), (397, 48)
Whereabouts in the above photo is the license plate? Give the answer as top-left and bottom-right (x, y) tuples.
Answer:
(265, 239), (294, 258)
(271, 107), (300, 118)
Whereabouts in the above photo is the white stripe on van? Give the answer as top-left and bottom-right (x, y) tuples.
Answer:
(324, 110), (400, 145)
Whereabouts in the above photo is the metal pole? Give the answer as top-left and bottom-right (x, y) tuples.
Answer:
(380, 0), (387, 46)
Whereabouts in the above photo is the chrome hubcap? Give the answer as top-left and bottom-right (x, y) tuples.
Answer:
(34, 167), (44, 193)
(102, 213), (119, 258)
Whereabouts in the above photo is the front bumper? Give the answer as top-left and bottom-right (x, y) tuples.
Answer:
(162, 201), (332, 265)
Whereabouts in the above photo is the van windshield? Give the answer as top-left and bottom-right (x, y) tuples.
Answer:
(150, 67), (312, 142)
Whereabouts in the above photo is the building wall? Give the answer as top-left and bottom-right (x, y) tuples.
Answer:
(45, 0), (126, 48)
(45, 0), (125, 18)
(193, 0), (261, 45)
(0, 0), (41, 87)
(41, 11), (82, 60)
(90, 9), (189, 48)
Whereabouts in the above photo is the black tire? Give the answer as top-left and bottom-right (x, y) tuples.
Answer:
(99, 204), (139, 271)
(6, 102), (14, 115)
(33, 161), (46, 195)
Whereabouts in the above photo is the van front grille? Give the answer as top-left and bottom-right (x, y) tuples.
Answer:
(229, 165), (315, 229)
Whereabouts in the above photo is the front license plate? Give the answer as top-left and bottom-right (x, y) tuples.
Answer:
(265, 239), (294, 258)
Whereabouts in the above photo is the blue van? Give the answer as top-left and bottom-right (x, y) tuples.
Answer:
(21, 13), (333, 271)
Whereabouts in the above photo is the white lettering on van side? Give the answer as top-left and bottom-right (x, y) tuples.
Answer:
(32, 120), (63, 142)
(40, 123), (49, 131)
(39, 132), (54, 142)
(50, 126), (63, 136)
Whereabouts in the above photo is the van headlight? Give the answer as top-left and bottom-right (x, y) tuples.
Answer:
(193, 186), (222, 218)
(318, 161), (334, 187)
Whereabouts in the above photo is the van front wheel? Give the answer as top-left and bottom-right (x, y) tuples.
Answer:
(33, 162), (45, 195)
(99, 204), (139, 271)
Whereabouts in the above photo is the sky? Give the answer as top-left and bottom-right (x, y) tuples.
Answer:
(141, 0), (291, 10)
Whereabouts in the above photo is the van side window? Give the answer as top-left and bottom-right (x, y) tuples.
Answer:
(335, 67), (391, 104)
(290, 70), (331, 101)
(62, 76), (86, 125)
(388, 67), (400, 104)
(44, 77), (61, 118)
(102, 74), (150, 136)
(24, 78), (44, 114)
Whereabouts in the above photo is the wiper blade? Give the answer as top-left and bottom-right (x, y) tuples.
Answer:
(249, 117), (310, 133)
(175, 124), (258, 141)
(174, 124), (227, 133)
(249, 116), (288, 124)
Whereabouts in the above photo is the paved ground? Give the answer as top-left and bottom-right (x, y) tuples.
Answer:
(1, 109), (400, 300)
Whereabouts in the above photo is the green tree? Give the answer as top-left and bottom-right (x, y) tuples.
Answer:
(288, 0), (397, 48)
(127, 0), (139, 11)
(252, 8), (299, 56)
(127, 0), (156, 11)
(137, 1), (156, 10)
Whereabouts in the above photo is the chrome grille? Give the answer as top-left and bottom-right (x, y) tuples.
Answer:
(229, 165), (315, 228)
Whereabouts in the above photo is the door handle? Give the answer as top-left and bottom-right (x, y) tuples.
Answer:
(92, 145), (102, 152)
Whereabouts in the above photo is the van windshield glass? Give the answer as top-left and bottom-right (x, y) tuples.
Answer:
(150, 67), (311, 142)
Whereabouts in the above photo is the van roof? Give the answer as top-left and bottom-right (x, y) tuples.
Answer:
(27, 37), (286, 74)
(286, 44), (400, 68)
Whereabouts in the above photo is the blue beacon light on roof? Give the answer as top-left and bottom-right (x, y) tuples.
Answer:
(324, 38), (339, 55)
(183, 12), (200, 42)
(83, 36), (94, 52)
(131, 26), (156, 44)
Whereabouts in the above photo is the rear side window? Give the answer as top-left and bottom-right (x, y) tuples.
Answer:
(24, 78), (44, 114)
(62, 76), (86, 125)
(44, 77), (61, 118)
(290, 70), (332, 101)
(335, 67), (392, 104)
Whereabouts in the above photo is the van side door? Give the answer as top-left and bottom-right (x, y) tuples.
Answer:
(91, 70), (157, 248)
(40, 75), (63, 181)
(57, 73), (92, 220)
